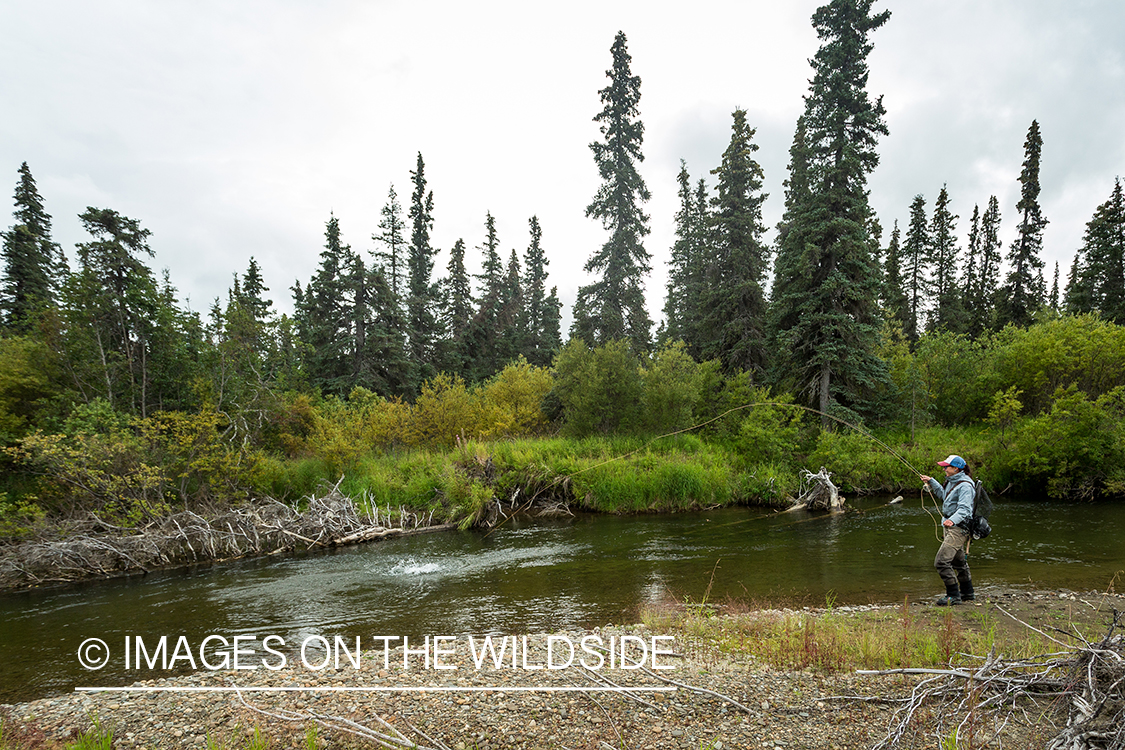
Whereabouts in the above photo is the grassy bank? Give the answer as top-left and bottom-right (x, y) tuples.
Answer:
(325, 434), (798, 526)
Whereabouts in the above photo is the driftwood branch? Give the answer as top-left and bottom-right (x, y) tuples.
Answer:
(790, 467), (844, 511)
(844, 607), (1125, 750)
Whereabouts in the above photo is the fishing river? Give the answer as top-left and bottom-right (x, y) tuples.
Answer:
(2, 495), (1124, 704)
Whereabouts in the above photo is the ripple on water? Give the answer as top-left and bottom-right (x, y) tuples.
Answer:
(387, 558), (443, 576)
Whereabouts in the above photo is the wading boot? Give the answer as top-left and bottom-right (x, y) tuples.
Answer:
(935, 584), (962, 606)
(959, 581), (975, 602)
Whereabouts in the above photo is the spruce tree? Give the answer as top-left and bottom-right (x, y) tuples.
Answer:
(901, 194), (928, 344)
(662, 161), (697, 346)
(1, 163), (65, 332)
(699, 108), (769, 374)
(356, 259), (410, 396)
(542, 286), (562, 355)
(768, 0), (890, 426)
(465, 212), (505, 379)
(961, 205), (982, 334)
(1065, 178), (1125, 322)
(882, 220), (908, 330)
(295, 214), (353, 395)
(62, 208), (197, 415)
(239, 257), (273, 324)
(522, 216), (555, 366)
(498, 248), (525, 365)
(406, 153), (440, 381)
(439, 237), (474, 378)
(974, 196), (1003, 332)
(573, 30), (652, 352)
(928, 185), (964, 332)
(997, 120), (1048, 327)
(373, 184), (407, 303)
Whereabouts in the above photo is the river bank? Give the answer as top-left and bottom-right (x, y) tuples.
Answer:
(4, 587), (1122, 750)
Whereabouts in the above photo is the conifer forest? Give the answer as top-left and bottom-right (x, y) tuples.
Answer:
(3, 0), (1125, 552)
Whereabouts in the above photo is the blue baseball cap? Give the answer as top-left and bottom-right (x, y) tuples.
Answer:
(937, 455), (967, 469)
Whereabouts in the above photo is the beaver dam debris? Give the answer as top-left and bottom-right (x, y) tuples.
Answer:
(0, 479), (451, 589)
(789, 467), (845, 511)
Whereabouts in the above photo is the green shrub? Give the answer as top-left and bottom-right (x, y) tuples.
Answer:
(992, 385), (1125, 498)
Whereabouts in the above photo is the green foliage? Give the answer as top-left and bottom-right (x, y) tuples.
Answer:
(553, 338), (642, 435)
(7, 400), (263, 522)
(698, 109), (769, 374)
(1, 162), (65, 334)
(875, 321), (929, 431)
(913, 329), (995, 425)
(642, 341), (703, 434)
(0, 335), (58, 443)
(407, 373), (480, 447)
(986, 386), (1023, 442)
(0, 492), (45, 538)
(768, 0), (890, 424)
(477, 358), (553, 438)
(989, 314), (1125, 415)
(735, 389), (802, 465)
(993, 385), (1125, 499)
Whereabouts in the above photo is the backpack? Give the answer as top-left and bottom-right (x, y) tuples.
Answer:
(969, 480), (993, 540)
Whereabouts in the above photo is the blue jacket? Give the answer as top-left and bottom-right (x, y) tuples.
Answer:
(927, 471), (975, 527)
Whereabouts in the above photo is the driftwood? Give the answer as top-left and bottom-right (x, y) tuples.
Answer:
(788, 467), (845, 512)
(0, 481), (452, 589)
(836, 605), (1125, 749)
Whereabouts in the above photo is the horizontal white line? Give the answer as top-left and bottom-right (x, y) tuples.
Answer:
(76, 686), (677, 693)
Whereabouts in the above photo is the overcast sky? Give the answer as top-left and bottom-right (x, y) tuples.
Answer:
(2, 1), (1123, 329)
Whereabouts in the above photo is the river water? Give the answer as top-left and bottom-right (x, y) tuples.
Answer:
(2, 495), (1123, 703)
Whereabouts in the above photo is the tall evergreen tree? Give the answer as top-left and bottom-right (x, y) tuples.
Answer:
(900, 194), (929, 344)
(928, 185), (964, 332)
(882, 220), (908, 329)
(960, 204), (982, 334)
(238, 257), (273, 325)
(373, 184), (407, 303)
(497, 249), (525, 364)
(662, 161), (697, 346)
(522, 216), (556, 366)
(1, 163), (65, 332)
(698, 108), (769, 374)
(1048, 262), (1059, 311)
(997, 120), (1048, 327)
(1065, 178), (1125, 322)
(971, 195), (1004, 334)
(438, 237), (474, 378)
(61, 208), (196, 415)
(355, 257), (410, 396)
(542, 286), (562, 356)
(768, 0), (890, 426)
(573, 30), (652, 352)
(295, 214), (353, 396)
(476, 212), (504, 309)
(465, 212), (505, 380)
(406, 153), (440, 381)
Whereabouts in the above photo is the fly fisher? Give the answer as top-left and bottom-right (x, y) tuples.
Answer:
(920, 454), (976, 606)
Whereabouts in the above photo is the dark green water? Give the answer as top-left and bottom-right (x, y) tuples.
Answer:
(2, 495), (1123, 704)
